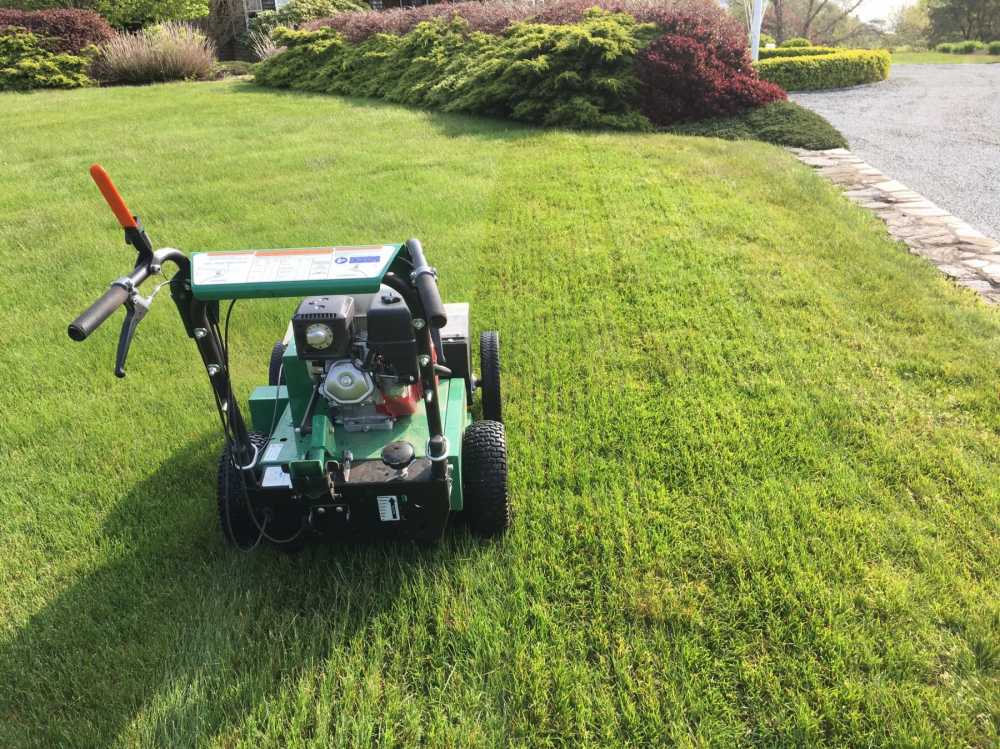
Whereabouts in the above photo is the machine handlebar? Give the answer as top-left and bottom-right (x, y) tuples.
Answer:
(68, 280), (131, 341)
(406, 238), (447, 329)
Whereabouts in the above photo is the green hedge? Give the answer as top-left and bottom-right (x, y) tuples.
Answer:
(257, 12), (655, 130)
(780, 37), (811, 47)
(757, 45), (836, 59)
(953, 40), (985, 53)
(988, 40), (1000, 55)
(0, 29), (92, 91)
(755, 49), (890, 91)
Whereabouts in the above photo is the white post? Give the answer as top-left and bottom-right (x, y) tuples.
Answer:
(750, 0), (765, 62)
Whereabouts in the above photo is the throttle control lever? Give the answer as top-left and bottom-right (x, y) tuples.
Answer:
(113, 279), (152, 378)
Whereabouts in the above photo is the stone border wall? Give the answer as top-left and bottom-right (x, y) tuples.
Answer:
(791, 148), (1000, 306)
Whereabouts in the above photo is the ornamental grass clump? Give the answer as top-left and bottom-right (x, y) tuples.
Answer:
(93, 22), (216, 85)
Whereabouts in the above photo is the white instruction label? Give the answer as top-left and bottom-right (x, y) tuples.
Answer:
(377, 495), (401, 522)
(262, 443), (283, 462)
(261, 466), (292, 489)
(192, 246), (397, 287)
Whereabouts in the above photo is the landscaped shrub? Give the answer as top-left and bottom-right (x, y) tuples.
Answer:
(755, 49), (890, 91)
(248, 0), (365, 36)
(952, 39), (985, 53)
(760, 32), (776, 46)
(780, 36), (811, 47)
(935, 42), (954, 52)
(632, 11), (784, 123)
(0, 8), (112, 53)
(92, 21), (216, 84)
(0, 28), (92, 90)
(988, 40), (1000, 54)
(758, 45), (836, 59)
(305, 0), (739, 43)
(257, 2), (784, 129)
(98, 0), (210, 29)
(260, 12), (653, 129)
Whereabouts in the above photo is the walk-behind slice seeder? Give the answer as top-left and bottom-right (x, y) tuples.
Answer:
(69, 166), (509, 549)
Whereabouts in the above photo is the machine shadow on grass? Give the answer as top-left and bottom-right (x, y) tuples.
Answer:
(228, 80), (540, 142)
(0, 433), (469, 747)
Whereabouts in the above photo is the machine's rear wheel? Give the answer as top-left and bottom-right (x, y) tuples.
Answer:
(218, 432), (305, 551)
(268, 340), (285, 387)
(462, 420), (510, 538)
(479, 331), (502, 423)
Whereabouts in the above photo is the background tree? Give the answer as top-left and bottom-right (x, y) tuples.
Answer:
(890, 0), (931, 45)
(927, 0), (1000, 40)
(728, 0), (876, 44)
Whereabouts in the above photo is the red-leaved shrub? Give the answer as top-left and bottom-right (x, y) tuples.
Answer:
(633, 11), (785, 123)
(0, 9), (113, 54)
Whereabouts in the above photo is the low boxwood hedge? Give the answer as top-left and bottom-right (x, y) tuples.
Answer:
(780, 37), (812, 47)
(953, 40), (985, 53)
(757, 45), (836, 59)
(988, 40), (1000, 55)
(755, 49), (890, 91)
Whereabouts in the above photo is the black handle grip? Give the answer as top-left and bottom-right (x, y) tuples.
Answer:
(406, 238), (447, 329)
(68, 282), (130, 341)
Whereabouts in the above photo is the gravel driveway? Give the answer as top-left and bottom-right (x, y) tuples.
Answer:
(793, 64), (1000, 240)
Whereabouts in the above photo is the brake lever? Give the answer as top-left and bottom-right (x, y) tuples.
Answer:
(114, 292), (151, 378)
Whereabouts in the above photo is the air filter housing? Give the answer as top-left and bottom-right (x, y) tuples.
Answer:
(292, 295), (355, 360)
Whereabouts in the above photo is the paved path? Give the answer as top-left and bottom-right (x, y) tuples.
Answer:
(793, 65), (1000, 240)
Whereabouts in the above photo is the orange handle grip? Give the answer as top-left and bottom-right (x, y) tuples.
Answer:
(90, 164), (137, 230)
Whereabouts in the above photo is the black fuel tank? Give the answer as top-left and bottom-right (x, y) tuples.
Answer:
(367, 288), (419, 382)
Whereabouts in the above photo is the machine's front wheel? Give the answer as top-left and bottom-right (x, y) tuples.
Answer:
(479, 331), (502, 423)
(217, 432), (270, 549)
(218, 432), (306, 552)
(462, 420), (510, 538)
(268, 340), (286, 387)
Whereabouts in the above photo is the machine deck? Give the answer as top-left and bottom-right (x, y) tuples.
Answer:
(248, 377), (470, 510)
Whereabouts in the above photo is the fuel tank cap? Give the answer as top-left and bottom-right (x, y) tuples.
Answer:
(381, 441), (415, 470)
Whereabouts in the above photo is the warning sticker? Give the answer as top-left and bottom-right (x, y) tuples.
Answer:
(192, 246), (396, 287)
(377, 495), (401, 522)
(261, 466), (292, 489)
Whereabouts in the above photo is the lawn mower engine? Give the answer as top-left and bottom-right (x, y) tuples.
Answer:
(292, 290), (424, 433)
(68, 165), (509, 552)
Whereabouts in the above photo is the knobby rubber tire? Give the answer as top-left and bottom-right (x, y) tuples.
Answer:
(218, 431), (269, 548)
(479, 331), (502, 423)
(462, 420), (510, 538)
(218, 431), (305, 552)
(268, 340), (286, 387)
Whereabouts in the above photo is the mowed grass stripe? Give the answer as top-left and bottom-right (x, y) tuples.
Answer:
(0, 81), (997, 748)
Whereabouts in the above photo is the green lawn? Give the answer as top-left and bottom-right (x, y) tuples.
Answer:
(893, 50), (1000, 64)
(1, 80), (998, 748)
